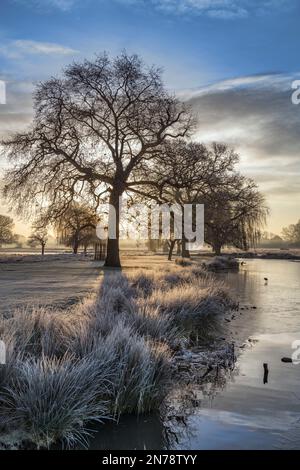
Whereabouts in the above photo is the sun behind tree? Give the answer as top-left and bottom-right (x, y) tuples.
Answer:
(1, 51), (191, 267)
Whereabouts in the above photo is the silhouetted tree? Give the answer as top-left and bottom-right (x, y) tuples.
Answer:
(54, 203), (98, 254)
(131, 141), (240, 259)
(0, 214), (14, 245)
(205, 177), (268, 254)
(282, 220), (300, 246)
(28, 227), (48, 255)
(2, 52), (191, 267)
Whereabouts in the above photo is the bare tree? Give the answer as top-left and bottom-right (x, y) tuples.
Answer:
(204, 176), (268, 254)
(28, 227), (48, 255)
(54, 203), (98, 254)
(282, 220), (300, 246)
(0, 214), (14, 246)
(130, 141), (240, 259)
(1, 52), (191, 267)
(81, 231), (99, 255)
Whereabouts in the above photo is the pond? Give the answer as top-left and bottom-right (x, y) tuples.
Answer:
(87, 259), (300, 450)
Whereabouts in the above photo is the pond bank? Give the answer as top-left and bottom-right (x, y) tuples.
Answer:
(228, 250), (300, 260)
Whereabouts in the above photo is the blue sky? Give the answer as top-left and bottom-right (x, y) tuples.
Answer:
(0, 0), (299, 87)
(0, 0), (300, 234)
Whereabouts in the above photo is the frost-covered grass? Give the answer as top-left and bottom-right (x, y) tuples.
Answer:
(0, 253), (93, 264)
(0, 264), (235, 449)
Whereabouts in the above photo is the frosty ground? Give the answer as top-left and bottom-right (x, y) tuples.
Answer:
(0, 254), (103, 315)
(0, 252), (237, 449)
(0, 252), (212, 316)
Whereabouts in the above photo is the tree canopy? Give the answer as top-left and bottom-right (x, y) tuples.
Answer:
(28, 226), (48, 256)
(1, 51), (269, 262)
(1, 51), (191, 266)
(130, 140), (268, 256)
(54, 203), (99, 254)
(282, 220), (300, 245)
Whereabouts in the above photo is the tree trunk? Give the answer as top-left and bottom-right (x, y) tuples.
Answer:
(213, 242), (222, 255)
(168, 240), (176, 261)
(181, 237), (190, 258)
(73, 238), (79, 254)
(41, 244), (45, 256)
(104, 188), (122, 268)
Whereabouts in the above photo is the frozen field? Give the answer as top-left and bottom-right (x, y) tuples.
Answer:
(0, 255), (103, 315)
(0, 252), (184, 315)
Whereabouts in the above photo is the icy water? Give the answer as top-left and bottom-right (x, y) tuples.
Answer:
(88, 259), (300, 450)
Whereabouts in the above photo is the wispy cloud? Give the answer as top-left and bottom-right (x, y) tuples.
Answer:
(177, 73), (293, 100)
(0, 40), (79, 58)
(147, 0), (293, 19)
(13, 0), (295, 19)
(179, 72), (300, 232)
(45, 0), (76, 9)
(183, 72), (300, 230)
(14, 0), (77, 11)
(151, 1), (249, 18)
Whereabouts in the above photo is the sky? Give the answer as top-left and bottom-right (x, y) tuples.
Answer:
(0, 0), (299, 235)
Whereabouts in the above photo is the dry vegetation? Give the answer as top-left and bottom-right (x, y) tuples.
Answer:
(0, 265), (236, 449)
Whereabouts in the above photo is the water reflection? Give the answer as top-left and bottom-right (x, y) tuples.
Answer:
(168, 260), (300, 449)
(220, 259), (300, 334)
(263, 363), (269, 384)
(87, 414), (165, 450)
(162, 358), (238, 449)
(85, 343), (238, 450)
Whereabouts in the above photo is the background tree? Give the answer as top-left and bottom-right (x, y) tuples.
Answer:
(27, 226), (48, 255)
(54, 203), (98, 254)
(282, 220), (300, 246)
(10, 233), (27, 248)
(0, 214), (14, 246)
(131, 141), (241, 259)
(2, 52), (191, 267)
(257, 232), (284, 249)
(81, 231), (99, 255)
(204, 176), (268, 254)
